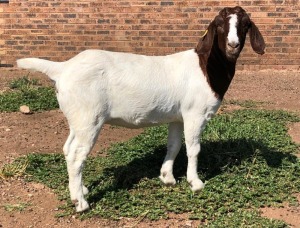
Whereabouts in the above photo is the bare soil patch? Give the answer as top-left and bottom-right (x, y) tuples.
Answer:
(226, 70), (300, 112)
(0, 68), (299, 227)
(260, 194), (300, 228)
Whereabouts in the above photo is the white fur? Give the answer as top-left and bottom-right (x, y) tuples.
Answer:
(17, 49), (221, 212)
(227, 14), (239, 46)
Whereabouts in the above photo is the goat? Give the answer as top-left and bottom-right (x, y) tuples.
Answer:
(17, 6), (265, 212)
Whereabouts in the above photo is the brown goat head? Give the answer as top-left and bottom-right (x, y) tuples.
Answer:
(197, 6), (266, 62)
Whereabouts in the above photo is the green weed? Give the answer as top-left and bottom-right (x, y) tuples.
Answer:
(223, 99), (268, 109)
(11, 110), (300, 226)
(0, 157), (29, 179)
(0, 76), (58, 112)
(9, 76), (39, 90)
(3, 202), (30, 212)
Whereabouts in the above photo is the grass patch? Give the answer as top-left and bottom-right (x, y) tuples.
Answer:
(0, 157), (29, 179)
(9, 76), (39, 89)
(13, 109), (300, 226)
(0, 76), (58, 112)
(3, 202), (31, 212)
(223, 99), (268, 109)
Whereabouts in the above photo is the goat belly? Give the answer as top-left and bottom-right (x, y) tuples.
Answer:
(107, 105), (182, 128)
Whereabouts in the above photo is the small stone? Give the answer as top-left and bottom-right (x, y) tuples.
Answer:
(20, 105), (32, 114)
(185, 221), (193, 227)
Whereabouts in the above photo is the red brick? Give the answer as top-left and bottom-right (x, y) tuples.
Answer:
(0, 0), (299, 69)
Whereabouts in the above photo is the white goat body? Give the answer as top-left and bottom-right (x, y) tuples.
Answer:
(18, 50), (219, 128)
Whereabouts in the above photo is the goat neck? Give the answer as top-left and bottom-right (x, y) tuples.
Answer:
(196, 36), (236, 101)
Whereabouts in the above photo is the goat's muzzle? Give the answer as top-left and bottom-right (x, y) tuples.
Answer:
(226, 42), (241, 60)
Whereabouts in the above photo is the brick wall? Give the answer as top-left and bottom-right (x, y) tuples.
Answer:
(0, 0), (299, 70)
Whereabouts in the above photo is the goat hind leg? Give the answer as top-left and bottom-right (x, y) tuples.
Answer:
(63, 129), (74, 157)
(64, 129), (90, 197)
(65, 124), (102, 212)
(159, 122), (183, 185)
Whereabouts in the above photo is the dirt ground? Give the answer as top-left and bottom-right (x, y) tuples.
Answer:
(0, 68), (299, 227)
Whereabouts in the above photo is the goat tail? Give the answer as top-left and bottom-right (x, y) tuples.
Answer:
(17, 58), (64, 81)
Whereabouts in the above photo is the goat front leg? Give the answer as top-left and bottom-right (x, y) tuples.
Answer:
(159, 122), (183, 185)
(184, 117), (207, 192)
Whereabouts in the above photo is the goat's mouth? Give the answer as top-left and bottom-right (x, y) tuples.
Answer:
(226, 49), (240, 61)
(225, 41), (241, 61)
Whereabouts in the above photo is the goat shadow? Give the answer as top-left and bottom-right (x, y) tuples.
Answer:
(86, 137), (297, 204)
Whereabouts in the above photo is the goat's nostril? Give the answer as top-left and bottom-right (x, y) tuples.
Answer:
(228, 43), (240, 49)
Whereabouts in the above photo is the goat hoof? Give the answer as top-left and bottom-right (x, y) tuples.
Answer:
(189, 179), (205, 192)
(74, 200), (90, 213)
(159, 174), (176, 186)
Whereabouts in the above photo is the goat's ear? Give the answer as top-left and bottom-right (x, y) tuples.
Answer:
(249, 21), (265, 55)
(196, 21), (216, 55)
